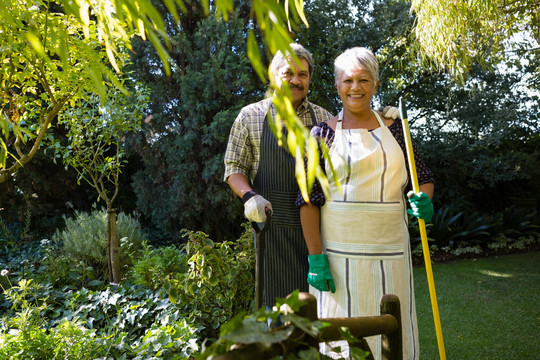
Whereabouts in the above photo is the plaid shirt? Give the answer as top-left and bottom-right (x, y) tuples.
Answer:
(224, 97), (332, 183)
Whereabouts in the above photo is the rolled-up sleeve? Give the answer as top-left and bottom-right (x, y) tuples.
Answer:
(224, 110), (253, 181)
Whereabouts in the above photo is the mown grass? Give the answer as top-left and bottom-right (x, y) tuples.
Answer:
(414, 251), (540, 360)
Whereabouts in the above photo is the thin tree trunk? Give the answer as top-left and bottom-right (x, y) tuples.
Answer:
(107, 207), (121, 284)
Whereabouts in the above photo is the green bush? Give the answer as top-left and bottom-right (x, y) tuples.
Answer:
(0, 268), (201, 359)
(497, 206), (540, 239)
(0, 318), (108, 360)
(128, 242), (187, 290)
(163, 225), (255, 340)
(0, 209), (31, 250)
(0, 274), (107, 359)
(408, 206), (539, 258)
(52, 208), (147, 282)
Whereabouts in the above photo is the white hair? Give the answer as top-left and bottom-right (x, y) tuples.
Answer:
(270, 43), (314, 81)
(334, 47), (379, 85)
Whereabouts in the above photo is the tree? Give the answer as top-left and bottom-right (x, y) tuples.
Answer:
(51, 86), (149, 283)
(128, 6), (263, 241)
(399, 56), (540, 212)
(1, 0), (325, 212)
(294, 0), (414, 112)
(0, 0), (128, 183)
(410, 0), (540, 80)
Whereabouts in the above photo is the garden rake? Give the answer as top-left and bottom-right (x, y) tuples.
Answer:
(400, 97), (447, 360)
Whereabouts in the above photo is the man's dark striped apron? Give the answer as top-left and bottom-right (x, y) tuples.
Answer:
(252, 103), (317, 306)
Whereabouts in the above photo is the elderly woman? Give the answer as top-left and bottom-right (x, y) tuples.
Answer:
(296, 47), (435, 359)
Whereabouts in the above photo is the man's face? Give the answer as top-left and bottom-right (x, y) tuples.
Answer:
(275, 57), (310, 109)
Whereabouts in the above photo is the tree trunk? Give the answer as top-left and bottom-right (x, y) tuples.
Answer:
(107, 207), (121, 284)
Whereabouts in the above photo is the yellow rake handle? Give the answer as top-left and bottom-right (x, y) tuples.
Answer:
(400, 97), (446, 360)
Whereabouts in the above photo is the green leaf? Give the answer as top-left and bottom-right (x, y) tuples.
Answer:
(86, 280), (103, 287)
(26, 30), (46, 58)
(209, 274), (219, 286)
(221, 318), (293, 348)
(0, 115), (8, 138)
(247, 30), (267, 82)
(0, 140), (6, 168)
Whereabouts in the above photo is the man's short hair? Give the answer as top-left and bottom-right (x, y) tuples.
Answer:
(270, 43), (314, 82)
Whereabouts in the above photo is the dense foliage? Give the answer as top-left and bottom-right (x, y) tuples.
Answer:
(0, 216), (256, 358)
(51, 208), (147, 283)
(127, 5), (262, 241)
(0, 205), (537, 358)
(411, 0), (540, 80)
(2, 0), (537, 243)
(0, 0), (538, 358)
(0, 0), (128, 182)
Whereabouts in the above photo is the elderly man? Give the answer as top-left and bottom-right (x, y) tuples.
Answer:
(224, 43), (397, 306)
(224, 43), (331, 306)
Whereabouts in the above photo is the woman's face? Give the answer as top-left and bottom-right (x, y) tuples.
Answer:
(336, 66), (379, 113)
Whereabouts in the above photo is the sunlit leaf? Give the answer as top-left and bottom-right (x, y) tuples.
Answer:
(26, 31), (46, 58)
(295, 146), (308, 202)
(294, 0), (308, 27)
(216, 0), (234, 21)
(306, 137), (319, 196)
(0, 141), (6, 168)
(0, 115), (8, 138)
(247, 30), (267, 82)
(147, 29), (172, 76)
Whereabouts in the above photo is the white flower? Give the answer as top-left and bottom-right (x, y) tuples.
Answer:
(1, 270), (9, 276)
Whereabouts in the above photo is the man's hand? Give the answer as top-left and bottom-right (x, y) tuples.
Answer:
(307, 254), (336, 292)
(243, 190), (272, 222)
(407, 191), (434, 222)
(382, 106), (400, 119)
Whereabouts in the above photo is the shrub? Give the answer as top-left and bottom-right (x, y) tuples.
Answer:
(409, 208), (497, 250)
(0, 268), (201, 359)
(497, 206), (540, 239)
(0, 273), (107, 359)
(0, 209), (31, 250)
(128, 242), (187, 290)
(408, 206), (539, 260)
(164, 224), (255, 340)
(52, 208), (147, 281)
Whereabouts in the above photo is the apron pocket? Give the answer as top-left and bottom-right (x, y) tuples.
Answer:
(322, 201), (405, 246)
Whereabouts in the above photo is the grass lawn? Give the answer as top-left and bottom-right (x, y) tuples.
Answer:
(414, 251), (540, 360)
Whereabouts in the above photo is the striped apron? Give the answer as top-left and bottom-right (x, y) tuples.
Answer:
(315, 110), (419, 359)
(253, 102), (317, 306)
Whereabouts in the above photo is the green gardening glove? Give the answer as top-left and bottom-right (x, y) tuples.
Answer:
(307, 254), (336, 293)
(407, 191), (434, 222)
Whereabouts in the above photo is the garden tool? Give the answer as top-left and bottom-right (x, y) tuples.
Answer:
(400, 97), (447, 360)
(252, 209), (271, 310)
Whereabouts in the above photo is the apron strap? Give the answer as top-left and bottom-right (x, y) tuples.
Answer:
(371, 109), (386, 127)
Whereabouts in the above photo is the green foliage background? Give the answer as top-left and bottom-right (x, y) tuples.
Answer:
(1, 0), (538, 247)
(126, 5), (263, 241)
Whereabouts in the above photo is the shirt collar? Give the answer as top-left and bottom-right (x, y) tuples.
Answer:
(296, 97), (310, 115)
(269, 93), (309, 115)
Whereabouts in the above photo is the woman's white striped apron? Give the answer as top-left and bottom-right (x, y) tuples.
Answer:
(314, 110), (419, 359)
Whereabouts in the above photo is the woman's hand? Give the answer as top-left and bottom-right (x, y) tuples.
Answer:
(307, 254), (336, 292)
(407, 191), (434, 222)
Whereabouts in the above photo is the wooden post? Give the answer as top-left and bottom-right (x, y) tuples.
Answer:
(380, 294), (402, 360)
